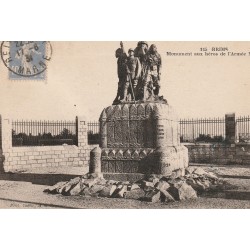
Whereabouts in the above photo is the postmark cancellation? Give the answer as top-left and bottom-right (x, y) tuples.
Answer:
(0, 41), (52, 80)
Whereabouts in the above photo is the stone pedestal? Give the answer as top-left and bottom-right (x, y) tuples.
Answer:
(93, 102), (188, 180)
(89, 147), (102, 174)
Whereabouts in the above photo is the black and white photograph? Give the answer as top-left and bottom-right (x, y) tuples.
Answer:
(0, 1), (249, 249)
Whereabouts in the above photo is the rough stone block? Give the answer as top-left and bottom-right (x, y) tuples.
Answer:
(82, 178), (98, 188)
(155, 180), (170, 191)
(112, 185), (127, 198)
(62, 177), (81, 194)
(124, 188), (145, 200)
(142, 181), (155, 188)
(168, 182), (197, 201)
(99, 185), (117, 197)
(160, 189), (175, 202)
(44, 181), (68, 194)
(69, 182), (82, 196)
(143, 190), (161, 203)
(89, 184), (105, 194)
(130, 183), (140, 191)
(193, 168), (207, 176)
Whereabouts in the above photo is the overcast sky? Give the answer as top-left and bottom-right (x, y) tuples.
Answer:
(0, 41), (250, 121)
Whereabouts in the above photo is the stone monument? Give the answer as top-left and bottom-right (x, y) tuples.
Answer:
(90, 42), (188, 181)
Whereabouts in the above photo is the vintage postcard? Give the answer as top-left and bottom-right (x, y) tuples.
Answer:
(0, 41), (250, 209)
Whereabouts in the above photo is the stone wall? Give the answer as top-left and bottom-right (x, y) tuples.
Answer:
(184, 143), (250, 165)
(1, 116), (98, 172)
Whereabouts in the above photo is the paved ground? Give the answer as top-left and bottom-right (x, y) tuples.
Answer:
(1, 164), (250, 209)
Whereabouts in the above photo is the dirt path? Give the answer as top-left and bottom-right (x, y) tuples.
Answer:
(1, 164), (250, 209)
(1, 179), (250, 209)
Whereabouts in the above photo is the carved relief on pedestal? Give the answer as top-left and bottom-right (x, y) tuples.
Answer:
(114, 120), (122, 146)
(107, 121), (115, 147)
(121, 120), (130, 147)
(108, 161), (116, 173)
(99, 102), (188, 175)
(101, 148), (154, 173)
(102, 161), (109, 172)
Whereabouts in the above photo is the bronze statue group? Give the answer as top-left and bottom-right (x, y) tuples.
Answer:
(113, 41), (162, 104)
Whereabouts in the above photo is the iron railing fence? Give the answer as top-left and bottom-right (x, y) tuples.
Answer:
(87, 121), (100, 145)
(179, 117), (226, 143)
(0, 115), (2, 149)
(86, 118), (227, 144)
(8, 115), (250, 147)
(236, 115), (250, 143)
(12, 118), (78, 147)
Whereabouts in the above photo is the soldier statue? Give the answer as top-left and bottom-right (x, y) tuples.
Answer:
(120, 48), (142, 102)
(113, 42), (163, 104)
(143, 44), (162, 100)
(134, 41), (148, 69)
(113, 42), (128, 104)
(134, 41), (148, 100)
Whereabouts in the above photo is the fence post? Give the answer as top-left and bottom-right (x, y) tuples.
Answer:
(0, 115), (2, 150)
(225, 113), (236, 144)
(1, 116), (12, 171)
(192, 118), (194, 142)
(2, 117), (12, 152)
(77, 116), (87, 147)
(77, 116), (90, 167)
(75, 116), (78, 146)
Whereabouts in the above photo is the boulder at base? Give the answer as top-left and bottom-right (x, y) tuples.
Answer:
(142, 190), (161, 203)
(160, 190), (175, 202)
(98, 185), (117, 198)
(168, 182), (197, 201)
(124, 188), (145, 200)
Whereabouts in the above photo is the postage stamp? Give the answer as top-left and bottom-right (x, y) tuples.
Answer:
(0, 41), (52, 80)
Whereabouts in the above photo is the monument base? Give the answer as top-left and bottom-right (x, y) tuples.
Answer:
(90, 102), (188, 181)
